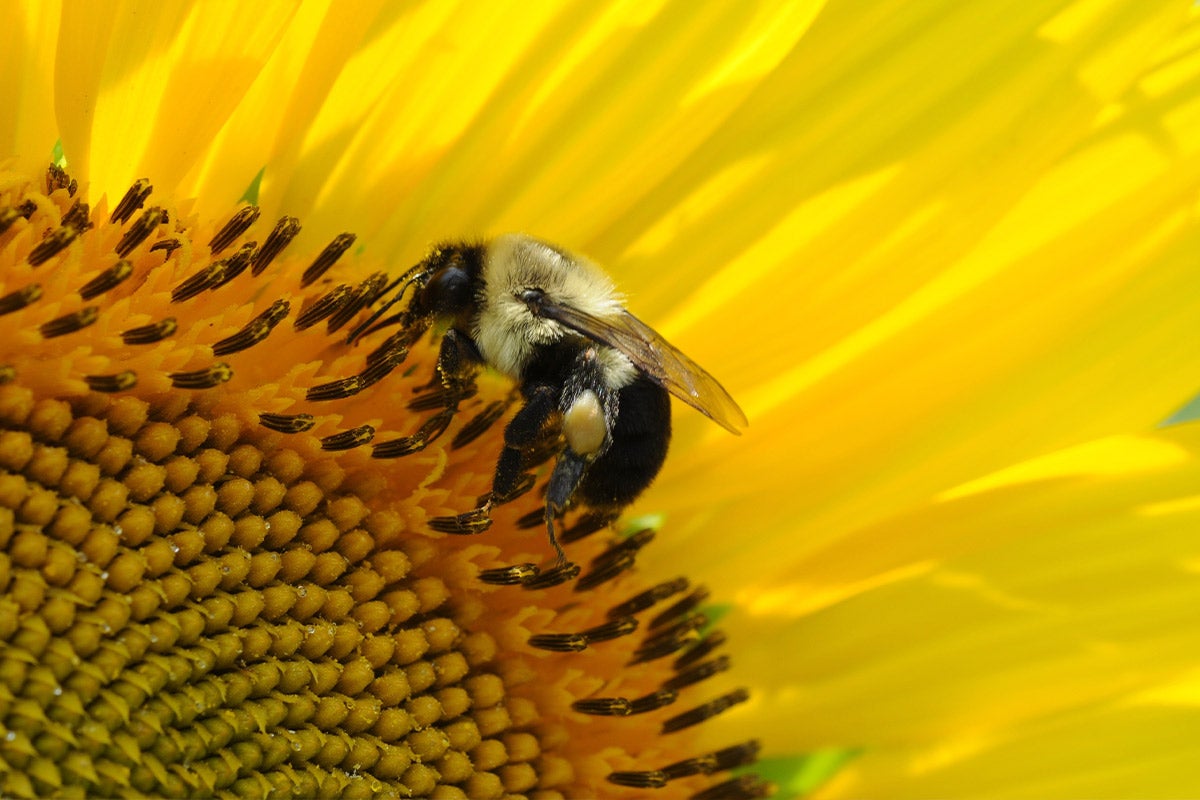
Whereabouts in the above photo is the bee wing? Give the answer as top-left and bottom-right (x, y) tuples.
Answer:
(539, 303), (748, 434)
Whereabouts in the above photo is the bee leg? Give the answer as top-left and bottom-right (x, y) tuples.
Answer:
(542, 360), (619, 566)
(374, 330), (479, 458)
(544, 450), (589, 565)
(429, 384), (557, 537)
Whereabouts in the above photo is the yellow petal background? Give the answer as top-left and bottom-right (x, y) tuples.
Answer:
(10, 0), (1200, 796)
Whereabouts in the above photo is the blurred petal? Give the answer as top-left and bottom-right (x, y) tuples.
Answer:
(2, 3), (60, 173)
(716, 422), (1200, 795)
(55, 1), (297, 203)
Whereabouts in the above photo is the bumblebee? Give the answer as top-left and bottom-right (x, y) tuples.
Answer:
(351, 234), (746, 562)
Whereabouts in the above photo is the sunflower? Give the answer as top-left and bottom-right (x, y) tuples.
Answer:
(4, 2), (1200, 799)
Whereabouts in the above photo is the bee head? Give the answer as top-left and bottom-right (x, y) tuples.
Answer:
(413, 243), (486, 320)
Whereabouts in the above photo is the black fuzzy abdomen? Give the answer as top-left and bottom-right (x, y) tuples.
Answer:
(578, 375), (671, 508)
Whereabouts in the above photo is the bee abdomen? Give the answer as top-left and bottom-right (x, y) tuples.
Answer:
(577, 376), (670, 508)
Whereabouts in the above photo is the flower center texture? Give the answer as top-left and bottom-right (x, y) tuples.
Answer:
(0, 165), (768, 799)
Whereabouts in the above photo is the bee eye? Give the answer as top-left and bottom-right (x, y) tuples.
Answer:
(519, 288), (545, 314)
(427, 266), (473, 313)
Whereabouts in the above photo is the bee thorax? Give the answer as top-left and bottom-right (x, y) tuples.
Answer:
(563, 389), (607, 457)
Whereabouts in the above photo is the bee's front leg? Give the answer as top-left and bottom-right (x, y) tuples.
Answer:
(374, 329), (480, 457)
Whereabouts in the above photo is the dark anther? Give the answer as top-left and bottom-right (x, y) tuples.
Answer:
(258, 413), (316, 434)
(307, 374), (363, 402)
(371, 408), (456, 457)
(661, 688), (750, 735)
(168, 363), (233, 390)
(574, 550), (637, 592)
(294, 285), (351, 330)
(629, 690), (677, 714)
(209, 206), (261, 254)
(571, 697), (631, 716)
(521, 560), (580, 590)
(607, 771), (668, 789)
(452, 401), (509, 449)
(607, 577), (690, 619)
(662, 655), (732, 692)
(84, 371), (138, 393)
(171, 264), (224, 303)
(78, 260), (133, 300)
(211, 299), (290, 356)
(40, 307), (98, 338)
(580, 616), (638, 644)
(356, 346), (410, 390)
(149, 238), (181, 258)
(478, 563), (539, 586)
(528, 632), (588, 652)
(208, 242), (257, 289)
(408, 386), (467, 411)
(630, 614), (706, 665)
(673, 630), (728, 671)
(301, 232), (357, 288)
(515, 508), (545, 529)
(0, 284), (42, 317)
(560, 511), (616, 544)
(364, 329), (414, 368)
(121, 317), (177, 345)
(428, 508), (493, 536)
(251, 216), (302, 276)
(46, 163), (77, 196)
(28, 225), (81, 266)
(16, 200), (37, 219)
(115, 207), (166, 257)
(660, 755), (719, 780)
(61, 200), (92, 232)
(110, 178), (152, 224)
(690, 775), (774, 800)
(326, 272), (386, 333)
(650, 586), (712, 631)
(320, 425), (376, 451)
(601, 527), (655, 559)
(709, 741), (762, 773)
(0, 208), (22, 236)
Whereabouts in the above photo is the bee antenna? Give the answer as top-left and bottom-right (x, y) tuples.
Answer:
(346, 263), (429, 344)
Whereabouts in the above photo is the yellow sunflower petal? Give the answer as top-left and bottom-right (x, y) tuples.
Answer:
(2, 4), (60, 175)
(638, 1), (1200, 595)
(714, 422), (1200, 795)
(55, 1), (297, 205)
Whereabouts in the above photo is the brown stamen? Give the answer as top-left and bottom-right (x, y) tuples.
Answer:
(78, 260), (133, 300)
(168, 363), (233, 389)
(301, 232), (357, 288)
(251, 216), (302, 276)
(28, 225), (82, 266)
(661, 688), (751, 734)
(319, 425), (376, 451)
(39, 306), (98, 338)
(110, 178), (152, 224)
(121, 317), (177, 345)
(257, 412), (316, 433)
(294, 284), (352, 330)
(115, 207), (167, 257)
(209, 206), (261, 254)
(211, 299), (290, 356)
(0, 284), (42, 316)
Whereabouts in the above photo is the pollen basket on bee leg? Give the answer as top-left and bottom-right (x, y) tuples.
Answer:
(563, 389), (607, 456)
